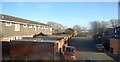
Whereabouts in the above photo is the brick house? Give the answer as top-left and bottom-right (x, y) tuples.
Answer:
(0, 14), (52, 41)
(110, 26), (120, 54)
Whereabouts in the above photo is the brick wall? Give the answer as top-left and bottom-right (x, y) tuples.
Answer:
(110, 39), (120, 54)
(9, 41), (56, 60)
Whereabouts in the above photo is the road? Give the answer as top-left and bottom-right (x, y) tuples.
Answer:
(69, 37), (114, 61)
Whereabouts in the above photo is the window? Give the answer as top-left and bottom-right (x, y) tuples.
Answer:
(43, 27), (45, 29)
(50, 28), (52, 31)
(46, 27), (48, 29)
(23, 24), (27, 28)
(34, 26), (36, 31)
(6, 22), (12, 26)
(2, 16), (4, 18)
(14, 36), (19, 40)
(29, 25), (32, 28)
(19, 36), (22, 39)
(38, 26), (40, 28)
(4, 37), (7, 39)
(114, 29), (116, 33)
(41, 26), (43, 29)
(9, 37), (13, 40)
(15, 24), (20, 31)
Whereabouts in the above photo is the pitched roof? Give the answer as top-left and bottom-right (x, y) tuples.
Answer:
(0, 14), (50, 26)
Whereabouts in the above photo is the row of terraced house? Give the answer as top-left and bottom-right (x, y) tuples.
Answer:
(0, 14), (52, 41)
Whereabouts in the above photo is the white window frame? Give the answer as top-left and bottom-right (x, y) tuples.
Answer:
(50, 28), (52, 31)
(45, 27), (48, 29)
(2, 16), (4, 18)
(43, 27), (45, 29)
(15, 24), (20, 31)
(47, 27), (48, 29)
(14, 36), (19, 40)
(6, 22), (12, 26)
(19, 36), (22, 39)
(9, 37), (13, 40)
(23, 24), (27, 28)
(38, 26), (40, 28)
(41, 26), (43, 29)
(34, 26), (36, 31)
(29, 25), (32, 28)
(4, 37), (7, 39)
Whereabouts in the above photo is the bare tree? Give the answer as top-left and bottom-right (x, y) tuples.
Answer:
(90, 21), (108, 35)
(73, 25), (81, 34)
(100, 21), (108, 35)
(90, 21), (101, 35)
(81, 27), (87, 31)
(47, 22), (65, 30)
(109, 19), (119, 28)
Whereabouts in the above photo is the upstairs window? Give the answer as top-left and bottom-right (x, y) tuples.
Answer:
(23, 24), (27, 28)
(45, 27), (48, 29)
(34, 26), (36, 31)
(29, 25), (32, 28)
(6, 22), (12, 26)
(41, 26), (43, 29)
(43, 27), (46, 29)
(38, 26), (40, 28)
(4, 37), (7, 39)
(15, 24), (20, 31)
(50, 28), (52, 31)
(2, 16), (4, 18)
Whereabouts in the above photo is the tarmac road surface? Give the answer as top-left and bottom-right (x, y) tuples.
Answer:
(69, 37), (114, 61)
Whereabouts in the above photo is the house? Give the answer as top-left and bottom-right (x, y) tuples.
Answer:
(0, 14), (52, 41)
(109, 26), (120, 54)
(102, 26), (120, 52)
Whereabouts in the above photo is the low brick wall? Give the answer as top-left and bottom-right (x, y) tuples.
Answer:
(110, 39), (120, 54)
(9, 41), (56, 60)
(2, 34), (73, 60)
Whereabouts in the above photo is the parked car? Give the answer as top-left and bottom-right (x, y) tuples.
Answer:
(96, 44), (105, 52)
(63, 46), (76, 60)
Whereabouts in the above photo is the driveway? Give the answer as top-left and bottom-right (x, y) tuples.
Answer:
(69, 37), (114, 61)
(0, 42), (2, 62)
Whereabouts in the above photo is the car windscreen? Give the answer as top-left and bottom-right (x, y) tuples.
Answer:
(65, 47), (74, 52)
(97, 45), (103, 48)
